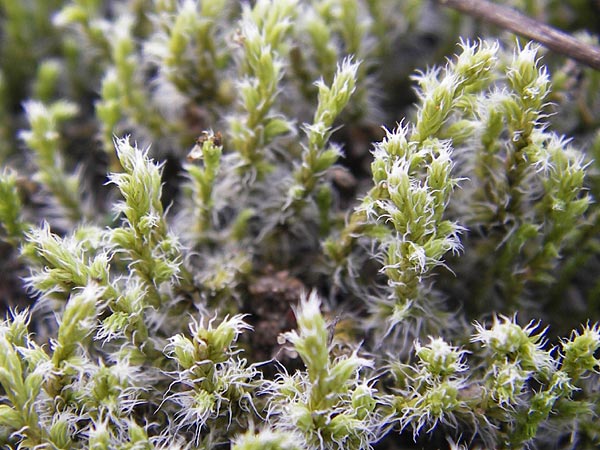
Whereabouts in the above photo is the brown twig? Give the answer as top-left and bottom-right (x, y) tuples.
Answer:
(437, 0), (600, 71)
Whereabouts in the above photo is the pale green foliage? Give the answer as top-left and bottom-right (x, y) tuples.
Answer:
(146, 0), (228, 99)
(390, 337), (469, 437)
(445, 43), (592, 312)
(0, 169), (27, 244)
(163, 314), (257, 443)
(228, 0), (297, 177)
(0, 0), (598, 449)
(20, 100), (85, 224)
(389, 316), (600, 447)
(184, 131), (223, 239)
(265, 292), (382, 450)
(289, 58), (359, 207)
(326, 40), (498, 339)
(51, 283), (102, 365)
(22, 224), (113, 302)
(109, 137), (185, 307)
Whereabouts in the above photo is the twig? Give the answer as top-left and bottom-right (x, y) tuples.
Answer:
(437, 0), (600, 71)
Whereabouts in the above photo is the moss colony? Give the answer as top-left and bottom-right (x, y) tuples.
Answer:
(0, 0), (599, 449)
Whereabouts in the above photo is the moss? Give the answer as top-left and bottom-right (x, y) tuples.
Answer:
(0, 0), (599, 448)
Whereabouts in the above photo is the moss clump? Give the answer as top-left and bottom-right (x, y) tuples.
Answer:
(0, 1), (599, 449)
